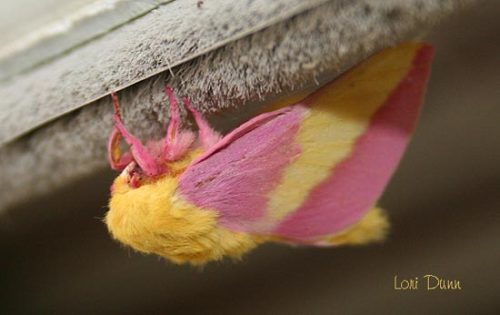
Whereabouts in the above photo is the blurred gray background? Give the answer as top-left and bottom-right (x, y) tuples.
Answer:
(0, 1), (499, 314)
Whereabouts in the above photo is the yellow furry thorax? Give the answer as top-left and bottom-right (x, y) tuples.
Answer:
(106, 151), (259, 265)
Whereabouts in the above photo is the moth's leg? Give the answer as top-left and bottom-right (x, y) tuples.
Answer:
(108, 93), (162, 176)
(182, 96), (221, 150)
(108, 93), (133, 170)
(164, 86), (183, 143)
(164, 87), (195, 160)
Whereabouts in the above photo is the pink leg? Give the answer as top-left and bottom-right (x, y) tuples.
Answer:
(165, 87), (180, 144)
(108, 93), (163, 176)
(108, 127), (133, 170)
(182, 97), (221, 150)
(108, 93), (132, 170)
(164, 87), (195, 160)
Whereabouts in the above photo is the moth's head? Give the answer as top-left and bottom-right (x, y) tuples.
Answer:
(107, 174), (212, 263)
(110, 148), (201, 194)
(110, 161), (155, 193)
(107, 173), (257, 265)
(107, 92), (195, 189)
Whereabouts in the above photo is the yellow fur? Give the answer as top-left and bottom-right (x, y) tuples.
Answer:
(264, 43), (419, 225)
(106, 151), (259, 265)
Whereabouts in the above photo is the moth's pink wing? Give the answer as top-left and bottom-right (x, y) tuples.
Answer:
(178, 106), (309, 228)
(178, 42), (434, 242)
(274, 44), (433, 241)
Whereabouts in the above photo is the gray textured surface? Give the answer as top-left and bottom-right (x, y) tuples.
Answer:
(0, 0), (473, 211)
(0, 0), (174, 80)
(0, 0), (331, 145)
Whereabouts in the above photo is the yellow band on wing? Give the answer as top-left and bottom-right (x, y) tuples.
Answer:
(262, 42), (422, 227)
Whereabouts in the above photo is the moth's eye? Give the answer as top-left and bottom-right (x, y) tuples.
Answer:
(126, 165), (146, 188)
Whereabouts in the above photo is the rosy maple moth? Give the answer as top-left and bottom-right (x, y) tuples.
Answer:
(105, 42), (434, 265)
